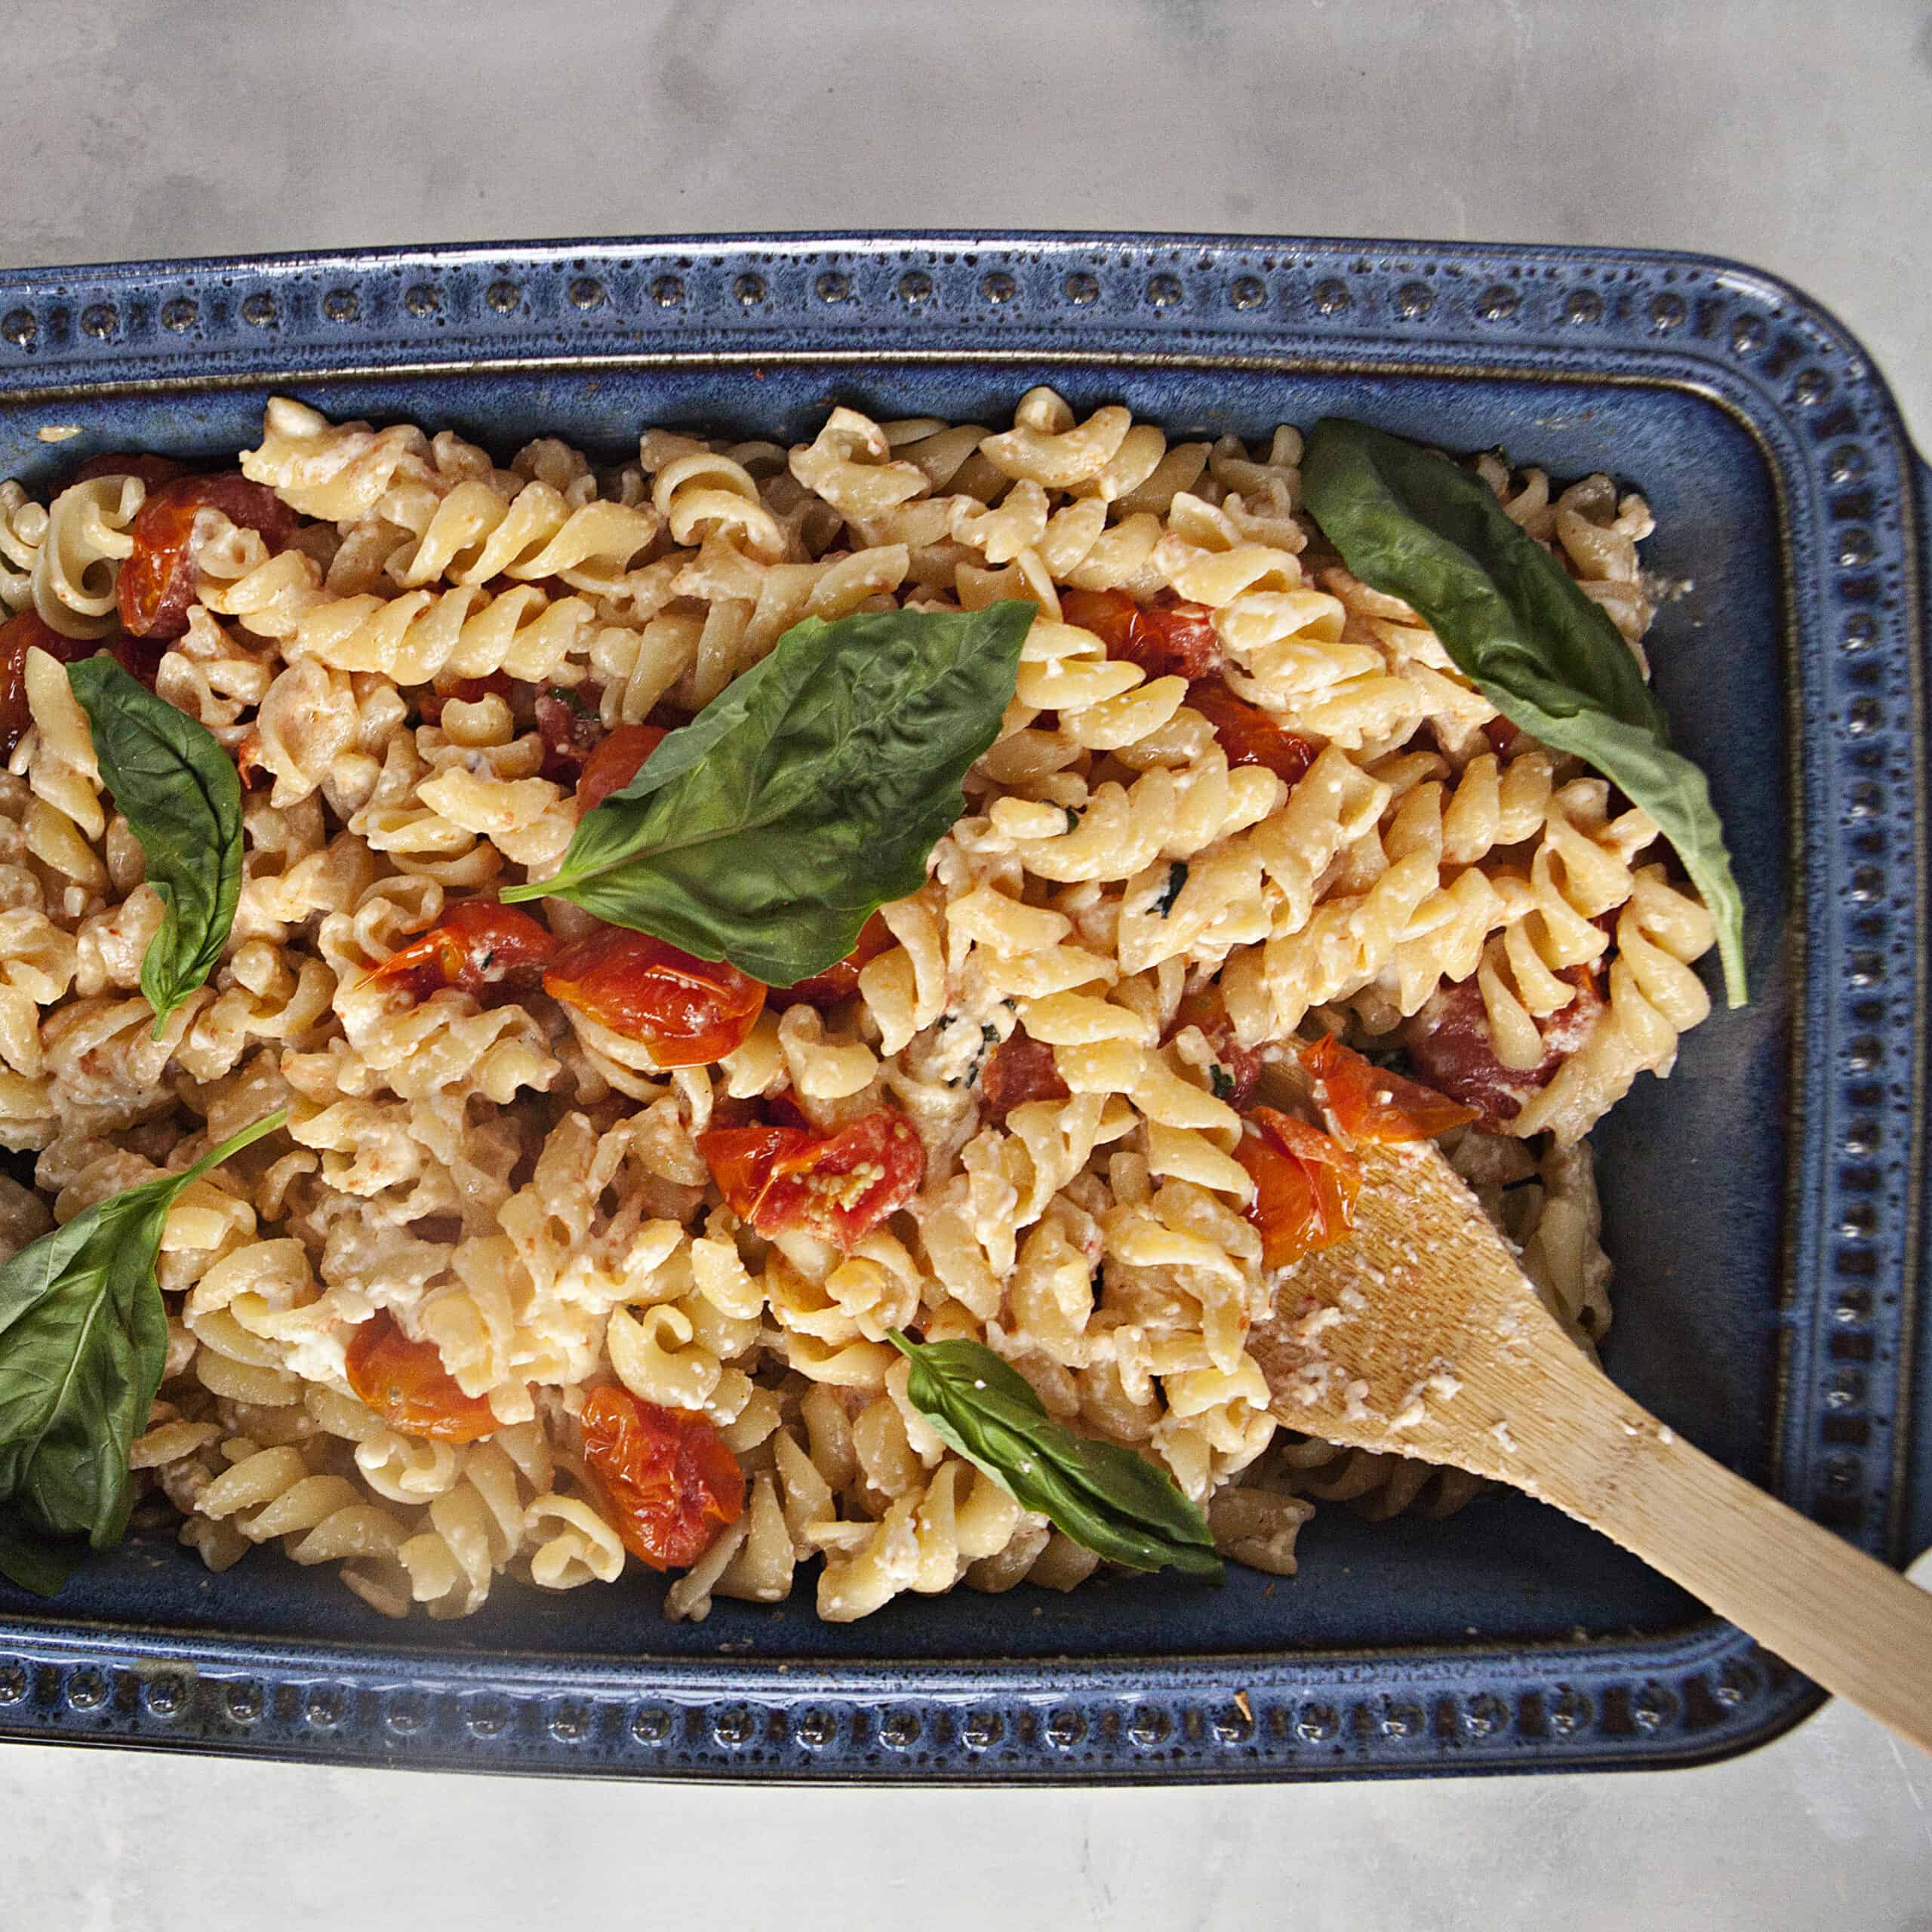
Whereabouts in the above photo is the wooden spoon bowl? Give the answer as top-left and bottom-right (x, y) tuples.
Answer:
(1245, 1109), (1932, 1752)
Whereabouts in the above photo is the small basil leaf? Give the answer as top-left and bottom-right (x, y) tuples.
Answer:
(887, 1332), (1224, 1580)
(1301, 417), (1747, 1007)
(66, 654), (244, 1037)
(0, 1518), (81, 1595)
(502, 601), (1035, 985)
(0, 1107), (285, 1595)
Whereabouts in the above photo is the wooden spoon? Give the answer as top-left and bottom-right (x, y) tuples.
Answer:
(1244, 1105), (1932, 1752)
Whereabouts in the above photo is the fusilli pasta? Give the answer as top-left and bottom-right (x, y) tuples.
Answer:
(0, 390), (1716, 1624)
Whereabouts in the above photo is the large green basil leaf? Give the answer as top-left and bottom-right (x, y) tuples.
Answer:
(502, 602), (1035, 985)
(1301, 417), (1747, 1007)
(887, 1331), (1224, 1580)
(0, 1108), (285, 1595)
(67, 654), (244, 1036)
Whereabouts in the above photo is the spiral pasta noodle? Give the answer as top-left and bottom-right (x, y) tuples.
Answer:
(0, 479), (48, 615)
(32, 473), (144, 639)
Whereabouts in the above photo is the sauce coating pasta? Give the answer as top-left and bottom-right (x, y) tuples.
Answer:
(2, 392), (1712, 1621)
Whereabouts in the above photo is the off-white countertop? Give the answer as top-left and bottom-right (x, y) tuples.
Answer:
(2, 5), (1930, 1926)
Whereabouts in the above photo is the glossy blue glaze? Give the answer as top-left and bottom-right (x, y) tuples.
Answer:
(0, 233), (1924, 1780)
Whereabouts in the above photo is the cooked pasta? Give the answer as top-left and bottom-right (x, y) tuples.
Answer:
(0, 391), (1718, 1623)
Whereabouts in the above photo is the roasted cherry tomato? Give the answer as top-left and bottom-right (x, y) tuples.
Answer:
(573, 721), (668, 812)
(977, 1031), (1069, 1121)
(1404, 966), (1604, 1130)
(697, 1106), (925, 1250)
(117, 471), (299, 641)
(1185, 679), (1319, 786)
(362, 899), (557, 1003)
(68, 452), (191, 491)
(1166, 984), (1264, 1110)
(1482, 717), (1521, 757)
(345, 1310), (501, 1442)
(544, 927), (764, 1065)
(1060, 586), (1223, 681)
(418, 670), (513, 726)
(0, 610), (97, 753)
(534, 682), (605, 781)
(580, 1384), (745, 1571)
(1300, 1034), (1477, 1144)
(1235, 1105), (1362, 1271)
(768, 911), (895, 1009)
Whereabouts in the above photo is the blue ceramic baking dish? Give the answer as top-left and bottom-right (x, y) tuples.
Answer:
(0, 232), (1924, 1781)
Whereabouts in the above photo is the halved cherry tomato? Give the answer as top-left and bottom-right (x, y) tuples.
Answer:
(1404, 966), (1604, 1130)
(69, 452), (191, 490)
(768, 910), (895, 1009)
(0, 610), (97, 753)
(1235, 1105), (1362, 1270)
(534, 682), (604, 781)
(1185, 679), (1319, 786)
(419, 670), (513, 726)
(117, 472), (299, 640)
(345, 1310), (500, 1442)
(580, 1384), (745, 1571)
(362, 900), (557, 1003)
(977, 1031), (1069, 1121)
(697, 1106), (925, 1250)
(545, 927), (764, 1065)
(1060, 586), (1224, 681)
(1300, 1034), (1477, 1144)
(573, 721), (668, 811)
(1166, 984), (1264, 1110)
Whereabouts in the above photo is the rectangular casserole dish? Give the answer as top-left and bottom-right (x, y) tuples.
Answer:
(0, 230), (1925, 1781)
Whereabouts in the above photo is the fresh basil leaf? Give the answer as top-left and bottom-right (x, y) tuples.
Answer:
(1301, 417), (1748, 1007)
(0, 1107), (286, 1596)
(66, 654), (244, 1037)
(502, 601), (1035, 985)
(886, 1331), (1224, 1580)
(0, 1518), (81, 1595)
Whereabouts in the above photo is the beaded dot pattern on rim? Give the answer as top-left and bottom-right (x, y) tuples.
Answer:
(0, 231), (1918, 1783)
(0, 248), (1789, 345)
(0, 1640), (1825, 1774)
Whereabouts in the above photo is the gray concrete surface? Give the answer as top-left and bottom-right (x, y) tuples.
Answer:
(1, 3), (1929, 1927)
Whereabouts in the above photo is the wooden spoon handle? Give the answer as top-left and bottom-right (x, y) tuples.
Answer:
(1517, 1354), (1932, 1751)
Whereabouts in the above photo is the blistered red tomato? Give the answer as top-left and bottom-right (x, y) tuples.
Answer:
(345, 1311), (501, 1442)
(1185, 680), (1319, 786)
(580, 1385), (745, 1571)
(1404, 966), (1604, 1130)
(1060, 586), (1224, 681)
(574, 722), (668, 812)
(1299, 1034), (1478, 1144)
(1166, 985), (1264, 1109)
(533, 684), (604, 780)
(0, 610), (94, 753)
(544, 927), (764, 1065)
(768, 911), (895, 1009)
(117, 471), (298, 640)
(977, 1031), (1069, 1121)
(362, 900), (557, 1003)
(1235, 1105), (1362, 1270)
(697, 1107), (925, 1249)
(68, 452), (191, 491)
